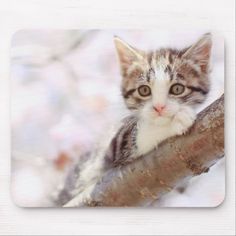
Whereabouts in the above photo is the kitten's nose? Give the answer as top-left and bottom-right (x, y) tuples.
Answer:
(153, 104), (166, 115)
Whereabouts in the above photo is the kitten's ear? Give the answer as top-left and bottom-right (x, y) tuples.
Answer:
(183, 33), (212, 73)
(114, 36), (145, 75)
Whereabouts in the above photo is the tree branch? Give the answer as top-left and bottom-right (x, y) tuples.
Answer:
(65, 95), (224, 207)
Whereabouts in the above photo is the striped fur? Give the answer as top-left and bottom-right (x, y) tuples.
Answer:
(104, 115), (138, 167)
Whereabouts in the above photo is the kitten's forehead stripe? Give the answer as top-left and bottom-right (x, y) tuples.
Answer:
(168, 52), (173, 64)
(164, 65), (171, 74)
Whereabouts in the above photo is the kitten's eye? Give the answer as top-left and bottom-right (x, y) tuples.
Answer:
(169, 83), (185, 95)
(138, 85), (151, 97)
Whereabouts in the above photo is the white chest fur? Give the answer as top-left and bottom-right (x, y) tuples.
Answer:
(136, 118), (173, 155)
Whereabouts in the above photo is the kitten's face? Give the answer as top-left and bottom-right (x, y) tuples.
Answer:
(115, 34), (212, 123)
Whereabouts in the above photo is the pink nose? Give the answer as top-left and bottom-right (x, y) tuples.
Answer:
(153, 105), (166, 114)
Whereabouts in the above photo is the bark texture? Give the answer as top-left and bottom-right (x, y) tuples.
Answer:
(67, 95), (224, 207)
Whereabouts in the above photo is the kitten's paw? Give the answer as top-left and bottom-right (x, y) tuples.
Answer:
(172, 107), (196, 135)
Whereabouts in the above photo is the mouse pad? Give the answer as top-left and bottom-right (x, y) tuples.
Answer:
(11, 30), (224, 207)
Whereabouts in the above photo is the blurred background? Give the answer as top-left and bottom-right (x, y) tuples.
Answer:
(10, 30), (224, 207)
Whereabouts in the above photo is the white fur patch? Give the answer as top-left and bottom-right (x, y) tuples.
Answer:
(136, 118), (173, 155)
(136, 103), (196, 156)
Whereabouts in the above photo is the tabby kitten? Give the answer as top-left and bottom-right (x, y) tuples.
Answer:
(105, 33), (212, 167)
(56, 33), (212, 206)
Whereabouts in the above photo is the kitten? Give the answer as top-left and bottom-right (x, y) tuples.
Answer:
(55, 33), (212, 206)
(105, 33), (211, 167)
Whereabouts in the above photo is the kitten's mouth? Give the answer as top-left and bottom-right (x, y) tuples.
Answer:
(154, 111), (163, 116)
(152, 108), (175, 119)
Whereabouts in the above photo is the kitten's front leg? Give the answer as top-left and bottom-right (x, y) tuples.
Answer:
(171, 106), (196, 136)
